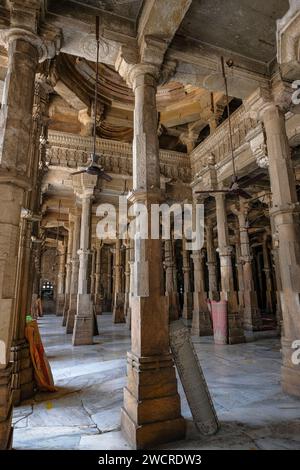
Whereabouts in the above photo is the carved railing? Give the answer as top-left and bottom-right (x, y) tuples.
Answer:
(46, 131), (191, 183)
(190, 105), (258, 176)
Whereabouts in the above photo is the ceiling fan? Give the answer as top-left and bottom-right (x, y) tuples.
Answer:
(195, 56), (251, 200)
(72, 16), (112, 183)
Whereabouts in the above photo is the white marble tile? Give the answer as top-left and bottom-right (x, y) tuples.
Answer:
(12, 314), (300, 450)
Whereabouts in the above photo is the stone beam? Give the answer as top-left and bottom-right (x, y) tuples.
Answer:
(168, 36), (270, 99)
(138, 0), (192, 64)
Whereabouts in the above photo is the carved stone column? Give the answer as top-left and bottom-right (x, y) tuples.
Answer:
(247, 85), (300, 395)
(0, 26), (42, 448)
(164, 239), (180, 321)
(72, 174), (97, 346)
(206, 220), (218, 301)
(264, 101), (300, 394)
(66, 208), (81, 334)
(262, 231), (274, 314)
(56, 241), (67, 316)
(119, 63), (185, 449)
(106, 248), (113, 311)
(232, 201), (261, 331)
(214, 194), (245, 344)
(90, 248), (96, 300)
(126, 238), (134, 329)
(112, 238), (126, 323)
(191, 250), (212, 336)
(62, 215), (74, 326)
(235, 237), (245, 311)
(182, 238), (193, 320)
(94, 243), (103, 315)
(123, 239), (131, 322)
(10, 209), (35, 405)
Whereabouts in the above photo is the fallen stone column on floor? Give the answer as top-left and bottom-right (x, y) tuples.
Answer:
(170, 319), (219, 435)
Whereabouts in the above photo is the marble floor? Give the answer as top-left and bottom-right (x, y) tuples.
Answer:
(12, 314), (300, 450)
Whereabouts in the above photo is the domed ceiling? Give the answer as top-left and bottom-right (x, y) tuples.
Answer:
(49, 53), (222, 151)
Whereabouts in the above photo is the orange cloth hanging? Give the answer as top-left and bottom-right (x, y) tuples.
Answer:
(25, 320), (57, 392)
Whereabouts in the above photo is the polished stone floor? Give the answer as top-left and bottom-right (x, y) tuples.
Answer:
(13, 314), (300, 450)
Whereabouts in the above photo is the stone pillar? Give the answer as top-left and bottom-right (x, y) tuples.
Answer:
(235, 237), (245, 311)
(182, 238), (193, 320)
(126, 238), (134, 329)
(0, 26), (42, 448)
(262, 231), (274, 314)
(120, 64), (185, 449)
(62, 216), (74, 326)
(66, 209), (81, 334)
(123, 239), (131, 321)
(232, 201), (261, 331)
(112, 238), (126, 323)
(214, 194), (245, 344)
(206, 220), (218, 301)
(72, 174), (97, 346)
(10, 209), (35, 405)
(90, 248), (96, 299)
(260, 97), (300, 395)
(56, 241), (66, 316)
(191, 250), (212, 336)
(94, 244), (103, 315)
(271, 240), (283, 334)
(164, 239), (180, 321)
(104, 248), (113, 312)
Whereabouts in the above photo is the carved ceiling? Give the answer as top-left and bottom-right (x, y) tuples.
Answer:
(48, 52), (230, 150)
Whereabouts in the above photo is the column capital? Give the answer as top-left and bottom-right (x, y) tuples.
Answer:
(115, 42), (176, 90)
(0, 28), (52, 62)
(244, 81), (293, 120)
(72, 173), (97, 198)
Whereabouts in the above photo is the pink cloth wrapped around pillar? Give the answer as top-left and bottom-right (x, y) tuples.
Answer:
(210, 300), (228, 345)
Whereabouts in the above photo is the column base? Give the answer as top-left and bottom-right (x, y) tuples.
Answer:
(121, 407), (186, 450)
(121, 352), (186, 449)
(11, 340), (35, 405)
(66, 294), (77, 334)
(281, 336), (300, 397)
(112, 293), (126, 323)
(72, 294), (94, 346)
(191, 293), (213, 336)
(56, 293), (65, 316)
(182, 292), (193, 320)
(0, 365), (13, 450)
(166, 293), (180, 321)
